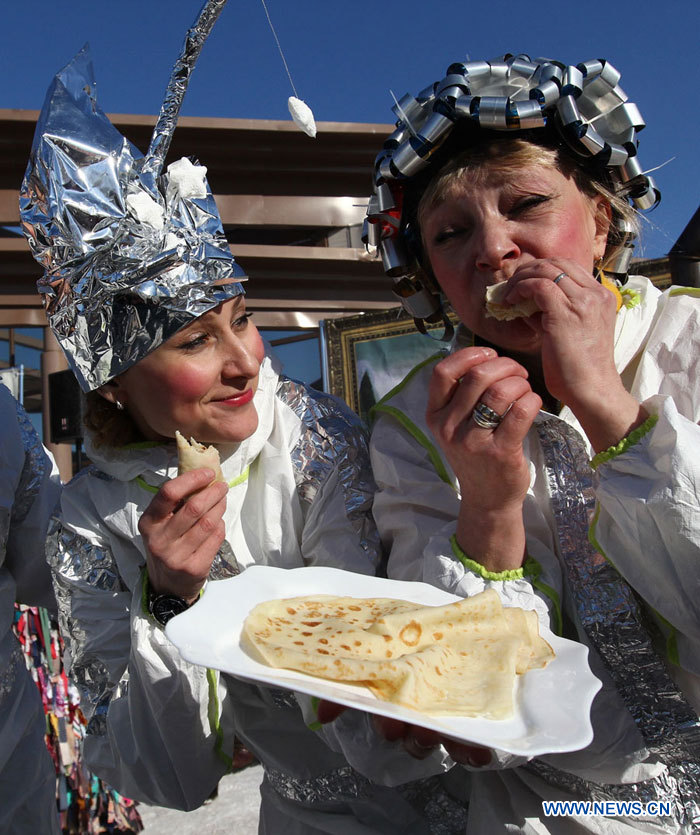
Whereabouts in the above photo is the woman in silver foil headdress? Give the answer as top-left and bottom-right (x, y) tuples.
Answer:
(349, 53), (700, 833)
(18, 6), (476, 831)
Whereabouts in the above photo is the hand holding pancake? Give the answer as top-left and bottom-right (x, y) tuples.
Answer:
(495, 260), (647, 452)
(504, 260), (616, 390)
(138, 434), (228, 603)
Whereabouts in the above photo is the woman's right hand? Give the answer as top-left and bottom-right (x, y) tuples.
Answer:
(138, 469), (228, 603)
(317, 701), (492, 767)
(426, 347), (541, 571)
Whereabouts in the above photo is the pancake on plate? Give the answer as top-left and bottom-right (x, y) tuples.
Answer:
(242, 588), (553, 719)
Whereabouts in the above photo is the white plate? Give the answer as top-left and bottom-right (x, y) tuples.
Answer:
(166, 565), (601, 756)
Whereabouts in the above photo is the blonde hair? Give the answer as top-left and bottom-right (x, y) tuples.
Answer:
(83, 390), (144, 449)
(417, 138), (639, 273)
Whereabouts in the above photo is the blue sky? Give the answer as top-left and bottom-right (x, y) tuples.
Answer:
(2, 0), (698, 261)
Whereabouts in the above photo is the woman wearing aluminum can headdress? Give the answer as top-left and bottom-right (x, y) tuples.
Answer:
(18, 4), (475, 832)
(358, 54), (700, 832)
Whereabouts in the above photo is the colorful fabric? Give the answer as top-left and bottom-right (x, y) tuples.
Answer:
(13, 604), (143, 834)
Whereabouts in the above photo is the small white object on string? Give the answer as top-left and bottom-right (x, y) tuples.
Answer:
(288, 96), (317, 138)
(260, 0), (317, 138)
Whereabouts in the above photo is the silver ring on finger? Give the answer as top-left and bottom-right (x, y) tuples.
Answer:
(472, 401), (504, 430)
(553, 272), (568, 285)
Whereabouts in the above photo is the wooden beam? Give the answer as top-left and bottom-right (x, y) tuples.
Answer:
(216, 195), (368, 228)
(0, 239), (27, 251)
(0, 108), (392, 133)
(0, 237), (380, 263)
(0, 309), (47, 326)
(1, 190), (370, 228)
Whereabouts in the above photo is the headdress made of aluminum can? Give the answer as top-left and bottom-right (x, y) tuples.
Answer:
(363, 53), (660, 329)
(19, 0), (247, 391)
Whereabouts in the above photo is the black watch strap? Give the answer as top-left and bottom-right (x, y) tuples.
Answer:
(147, 582), (193, 626)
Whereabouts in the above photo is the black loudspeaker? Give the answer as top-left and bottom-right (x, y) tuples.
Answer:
(48, 369), (83, 443)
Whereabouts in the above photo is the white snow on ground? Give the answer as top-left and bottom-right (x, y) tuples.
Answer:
(137, 764), (263, 834)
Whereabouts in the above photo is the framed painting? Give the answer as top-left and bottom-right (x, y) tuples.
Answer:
(320, 307), (455, 424)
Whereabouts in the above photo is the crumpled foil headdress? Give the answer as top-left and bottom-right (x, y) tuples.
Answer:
(363, 53), (660, 328)
(20, 0), (246, 391)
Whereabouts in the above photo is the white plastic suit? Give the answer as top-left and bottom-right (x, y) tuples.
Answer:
(370, 277), (700, 834)
(49, 356), (469, 834)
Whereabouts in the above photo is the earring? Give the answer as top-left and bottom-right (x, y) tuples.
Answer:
(115, 399), (125, 411)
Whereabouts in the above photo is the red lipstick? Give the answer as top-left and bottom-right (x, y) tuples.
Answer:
(216, 388), (255, 407)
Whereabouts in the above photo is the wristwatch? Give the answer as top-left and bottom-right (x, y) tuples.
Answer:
(147, 583), (193, 626)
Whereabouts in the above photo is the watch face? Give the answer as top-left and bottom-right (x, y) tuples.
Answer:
(150, 594), (190, 626)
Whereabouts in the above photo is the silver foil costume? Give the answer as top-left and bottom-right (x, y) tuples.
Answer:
(526, 417), (700, 827)
(19, 0), (464, 828)
(47, 357), (470, 831)
(368, 296), (700, 832)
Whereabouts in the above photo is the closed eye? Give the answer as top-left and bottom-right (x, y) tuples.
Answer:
(432, 226), (468, 245)
(509, 194), (551, 215)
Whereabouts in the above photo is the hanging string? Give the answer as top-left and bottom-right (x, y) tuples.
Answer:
(259, 0), (298, 98)
(258, 0), (316, 137)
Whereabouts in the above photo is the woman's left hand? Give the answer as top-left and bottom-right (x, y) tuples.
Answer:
(504, 259), (647, 451)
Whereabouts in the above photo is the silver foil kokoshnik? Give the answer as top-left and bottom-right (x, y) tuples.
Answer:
(19, 0), (245, 392)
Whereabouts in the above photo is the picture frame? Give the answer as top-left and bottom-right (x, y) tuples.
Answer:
(320, 306), (455, 424)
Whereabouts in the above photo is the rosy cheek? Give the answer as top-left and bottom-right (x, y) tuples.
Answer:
(250, 328), (266, 364)
(159, 367), (210, 401)
(552, 208), (597, 263)
(559, 216), (583, 243)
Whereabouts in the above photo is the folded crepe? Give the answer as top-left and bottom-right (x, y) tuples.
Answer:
(242, 588), (554, 719)
(485, 282), (540, 321)
(175, 430), (225, 483)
